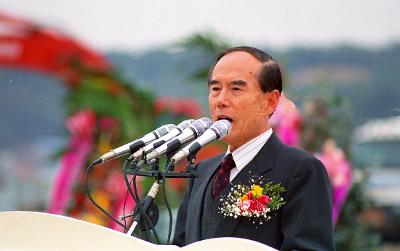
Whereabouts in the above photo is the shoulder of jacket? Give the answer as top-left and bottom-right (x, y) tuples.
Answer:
(195, 153), (224, 172)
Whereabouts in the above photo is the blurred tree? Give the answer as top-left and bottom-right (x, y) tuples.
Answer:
(301, 82), (353, 155)
(176, 31), (231, 81)
(300, 84), (381, 250)
(49, 61), (157, 233)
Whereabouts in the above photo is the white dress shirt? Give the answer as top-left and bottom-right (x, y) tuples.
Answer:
(227, 128), (273, 182)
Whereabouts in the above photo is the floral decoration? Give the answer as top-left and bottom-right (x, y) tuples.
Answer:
(315, 139), (352, 225)
(270, 92), (302, 147)
(219, 179), (286, 224)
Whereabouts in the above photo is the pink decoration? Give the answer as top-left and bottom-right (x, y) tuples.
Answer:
(99, 116), (120, 131)
(110, 192), (137, 231)
(48, 109), (96, 214)
(270, 93), (302, 147)
(315, 139), (352, 225)
(105, 170), (139, 231)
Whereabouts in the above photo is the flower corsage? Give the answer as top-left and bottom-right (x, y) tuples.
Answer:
(219, 179), (286, 224)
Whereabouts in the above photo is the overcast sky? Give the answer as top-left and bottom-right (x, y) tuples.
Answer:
(1, 0), (400, 52)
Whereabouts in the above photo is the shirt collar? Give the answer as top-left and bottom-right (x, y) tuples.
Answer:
(227, 128), (273, 172)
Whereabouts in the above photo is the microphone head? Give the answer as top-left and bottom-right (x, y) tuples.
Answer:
(211, 119), (232, 138)
(190, 117), (212, 136)
(155, 124), (176, 137)
(177, 119), (195, 130)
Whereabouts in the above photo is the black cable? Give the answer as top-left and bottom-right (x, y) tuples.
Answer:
(131, 162), (161, 244)
(123, 159), (150, 235)
(123, 159), (161, 244)
(123, 159), (141, 203)
(123, 160), (148, 238)
(161, 161), (175, 184)
(162, 180), (173, 244)
(131, 164), (141, 204)
(84, 161), (126, 229)
(157, 159), (176, 244)
(135, 171), (162, 243)
(122, 174), (135, 232)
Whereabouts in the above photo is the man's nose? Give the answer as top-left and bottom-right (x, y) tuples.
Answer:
(215, 88), (230, 107)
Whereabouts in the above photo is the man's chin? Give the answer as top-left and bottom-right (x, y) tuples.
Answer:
(221, 134), (235, 147)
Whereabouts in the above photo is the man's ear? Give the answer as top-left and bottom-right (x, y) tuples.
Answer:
(267, 90), (280, 116)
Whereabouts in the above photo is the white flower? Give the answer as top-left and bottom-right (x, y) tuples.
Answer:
(240, 200), (250, 211)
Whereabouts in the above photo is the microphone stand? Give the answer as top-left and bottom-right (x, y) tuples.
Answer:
(124, 159), (161, 242)
(126, 180), (160, 237)
(124, 155), (198, 242)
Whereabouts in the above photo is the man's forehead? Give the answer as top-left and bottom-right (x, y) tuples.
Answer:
(211, 51), (262, 80)
(213, 51), (262, 73)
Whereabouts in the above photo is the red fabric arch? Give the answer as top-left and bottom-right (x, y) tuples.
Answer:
(0, 12), (110, 79)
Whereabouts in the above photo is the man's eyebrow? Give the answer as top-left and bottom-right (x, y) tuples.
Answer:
(208, 79), (219, 86)
(208, 79), (247, 88)
(230, 80), (246, 86)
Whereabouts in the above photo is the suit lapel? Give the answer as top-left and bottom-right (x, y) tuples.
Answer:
(186, 153), (224, 243)
(213, 133), (284, 237)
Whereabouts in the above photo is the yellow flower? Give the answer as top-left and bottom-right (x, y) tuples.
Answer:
(241, 194), (249, 201)
(251, 185), (263, 198)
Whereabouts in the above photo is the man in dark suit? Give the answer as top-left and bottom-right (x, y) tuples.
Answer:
(172, 46), (335, 250)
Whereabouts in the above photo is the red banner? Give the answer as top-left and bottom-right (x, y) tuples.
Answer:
(0, 12), (110, 77)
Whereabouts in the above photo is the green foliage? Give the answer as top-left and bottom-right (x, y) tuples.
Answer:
(65, 74), (155, 139)
(263, 182), (286, 197)
(177, 31), (231, 81)
(334, 180), (381, 251)
(299, 83), (380, 250)
(263, 182), (286, 210)
(178, 31), (231, 55)
(300, 82), (353, 155)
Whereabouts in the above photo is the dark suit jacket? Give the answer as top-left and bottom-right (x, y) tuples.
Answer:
(173, 133), (335, 251)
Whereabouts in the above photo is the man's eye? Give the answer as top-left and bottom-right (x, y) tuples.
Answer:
(211, 87), (220, 91)
(232, 87), (241, 91)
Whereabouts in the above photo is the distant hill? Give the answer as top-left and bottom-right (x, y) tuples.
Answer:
(107, 48), (211, 107)
(283, 44), (400, 125)
(1, 43), (399, 150)
(108, 43), (400, 126)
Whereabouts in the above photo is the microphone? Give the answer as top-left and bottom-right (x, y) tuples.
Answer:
(170, 119), (231, 164)
(97, 124), (176, 163)
(145, 117), (212, 162)
(131, 119), (195, 160)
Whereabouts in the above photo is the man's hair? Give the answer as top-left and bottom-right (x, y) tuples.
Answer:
(208, 46), (282, 93)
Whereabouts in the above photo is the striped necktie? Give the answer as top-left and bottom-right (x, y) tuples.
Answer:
(211, 154), (236, 199)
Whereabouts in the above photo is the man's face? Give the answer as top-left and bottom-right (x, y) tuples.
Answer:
(208, 51), (278, 150)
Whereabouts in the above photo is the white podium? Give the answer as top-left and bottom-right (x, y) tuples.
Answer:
(0, 211), (276, 251)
